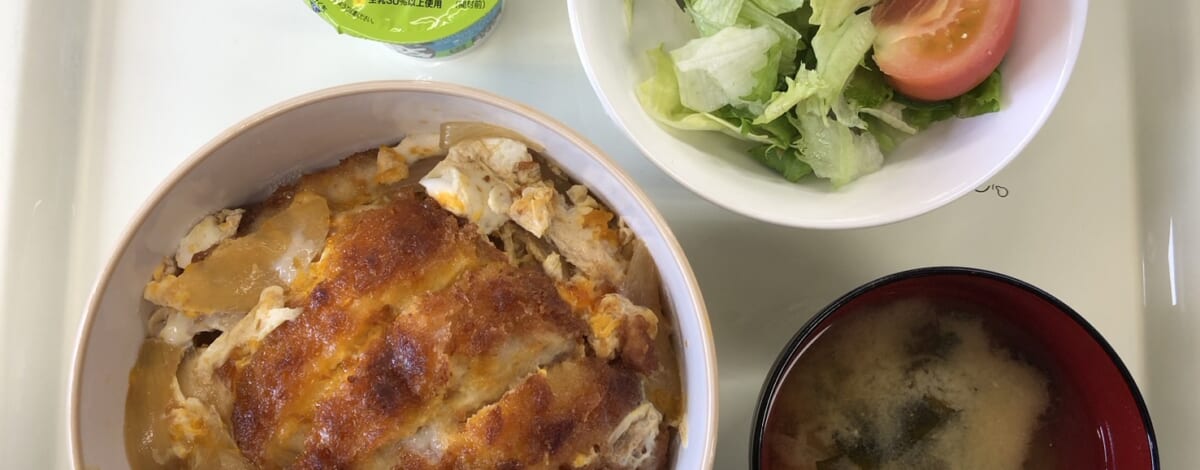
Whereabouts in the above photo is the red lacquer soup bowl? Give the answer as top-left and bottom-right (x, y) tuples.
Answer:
(751, 267), (1158, 469)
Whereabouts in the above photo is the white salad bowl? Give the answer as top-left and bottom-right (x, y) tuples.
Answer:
(568, 0), (1088, 228)
(68, 81), (717, 469)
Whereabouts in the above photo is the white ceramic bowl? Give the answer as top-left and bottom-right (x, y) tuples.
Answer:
(568, 0), (1087, 228)
(68, 81), (717, 469)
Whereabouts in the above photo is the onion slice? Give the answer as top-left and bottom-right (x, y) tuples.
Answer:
(439, 121), (546, 154)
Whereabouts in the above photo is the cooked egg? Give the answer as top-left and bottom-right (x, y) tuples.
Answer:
(421, 164), (512, 233)
(419, 137), (540, 234)
(393, 133), (444, 163)
(377, 133), (447, 184)
(175, 209), (243, 269)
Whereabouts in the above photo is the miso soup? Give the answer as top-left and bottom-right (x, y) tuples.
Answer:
(762, 298), (1096, 470)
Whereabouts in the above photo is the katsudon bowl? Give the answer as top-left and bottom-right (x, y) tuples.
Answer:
(68, 81), (717, 469)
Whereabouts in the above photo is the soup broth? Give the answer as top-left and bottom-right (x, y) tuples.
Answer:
(762, 298), (1099, 469)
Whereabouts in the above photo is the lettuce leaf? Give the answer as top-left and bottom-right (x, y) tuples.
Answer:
(831, 95), (869, 129)
(754, 10), (875, 123)
(755, 70), (825, 124)
(862, 114), (909, 153)
(952, 69), (1003, 117)
(712, 106), (798, 147)
(790, 112), (884, 187)
(861, 102), (918, 134)
(750, 144), (813, 181)
(669, 26), (782, 112)
(843, 63), (892, 108)
(808, 0), (879, 26)
(685, 0), (747, 36)
(738, 1), (804, 76)
(637, 47), (778, 144)
(634, 0), (1005, 187)
(898, 70), (1003, 130)
(749, 0), (808, 16)
(635, 46), (726, 131)
(808, 10), (877, 110)
(700, 107), (777, 143)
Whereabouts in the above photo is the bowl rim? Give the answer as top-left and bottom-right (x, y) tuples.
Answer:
(66, 80), (718, 469)
(747, 266), (1159, 469)
(566, 0), (1090, 229)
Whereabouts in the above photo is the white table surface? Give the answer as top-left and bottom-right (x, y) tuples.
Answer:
(2, 0), (1194, 468)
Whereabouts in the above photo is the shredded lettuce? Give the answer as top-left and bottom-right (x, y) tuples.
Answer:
(808, 0), (879, 26)
(756, 70), (823, 124)
(755, 11), (874, 124)
(831, 96), (869, 129)
(685, 0), (747, 36)
(713, 106), (797, 147)
(702, 108), (777, 143)
(899, 70), (1004, 130)
(899, 100), (956, 131)
(952, 69), (1003, 117)
(750, 40), (786, 104)
(808, 11), (877, 111)
(843, 63), (892, 108)
(750, 144), (813, 181)
(862, 114), (907, 153)
(636, 0), (1004, 187)
(780, 3), (818, 40)
(669, 26), (781, 112)
(749, 0), (808, 17)
(844, 65), (917, 133)
(861, 102), (918, 134)
(738, 2), (803, 76)
(637, 47), (777, 144)
(635, 47), (726, 131)
(791, 112), (883, 187)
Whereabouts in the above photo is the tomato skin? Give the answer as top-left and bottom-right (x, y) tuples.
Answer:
(872, 0), (1020, 101)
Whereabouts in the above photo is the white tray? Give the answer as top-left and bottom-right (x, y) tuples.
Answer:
(0, 0), (1194, 467)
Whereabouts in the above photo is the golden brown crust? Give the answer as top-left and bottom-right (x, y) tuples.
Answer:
(231, 191), (597, 468)
(451, 358), (644, 469)
(132, 146), (681, 469)
(293, 315), (449, 470)
(232, 192), (480, 465)
(293, 263), (588, 468)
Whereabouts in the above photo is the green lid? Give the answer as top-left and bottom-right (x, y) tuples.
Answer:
(309, 0), (501, 45)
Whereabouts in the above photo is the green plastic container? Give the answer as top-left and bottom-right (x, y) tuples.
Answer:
(307, 0), (504, 59)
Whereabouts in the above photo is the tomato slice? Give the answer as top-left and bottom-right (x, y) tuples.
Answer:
(871, 0), (1020, 101)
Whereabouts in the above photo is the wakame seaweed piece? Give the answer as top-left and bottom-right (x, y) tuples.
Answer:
(831, 396), (957, 468)
(905, 321), (962, 359)
(832, 413), (885, 469)
(894, 395), (958, 451)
